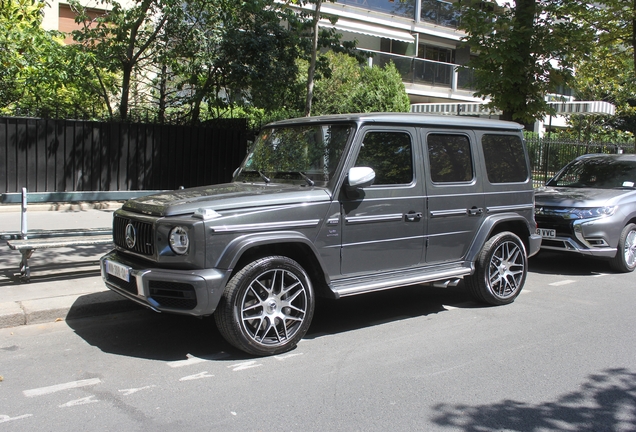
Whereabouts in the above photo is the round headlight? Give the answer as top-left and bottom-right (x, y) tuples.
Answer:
(169, 226), (189, 255)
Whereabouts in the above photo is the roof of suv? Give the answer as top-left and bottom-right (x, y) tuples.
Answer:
(268, 112), (524, 131)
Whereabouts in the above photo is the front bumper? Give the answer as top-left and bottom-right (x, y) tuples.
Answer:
(100, 250), (232, 316)
(537, 217), (620, 258)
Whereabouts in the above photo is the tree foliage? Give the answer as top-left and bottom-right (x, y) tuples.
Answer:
(459, 0), (595, 124)
(310, 52), (410, 115)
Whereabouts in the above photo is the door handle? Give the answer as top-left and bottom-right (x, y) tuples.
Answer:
(467, 207), (483, 216)
(405, 212), (423, 222)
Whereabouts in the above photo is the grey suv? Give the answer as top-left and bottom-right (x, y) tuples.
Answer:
(101, 113), (541, 356)
(535, 153), (636, 272)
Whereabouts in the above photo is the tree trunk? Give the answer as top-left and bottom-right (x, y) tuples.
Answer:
(305, 0), (322, 117)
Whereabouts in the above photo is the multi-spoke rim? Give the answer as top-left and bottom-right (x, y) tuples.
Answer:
(624, 229), (636, 269)
(486, 240), (525, 299)
(239, 268), (309, 347)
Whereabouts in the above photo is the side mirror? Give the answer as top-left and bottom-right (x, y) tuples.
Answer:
(347, 167), (375, 189)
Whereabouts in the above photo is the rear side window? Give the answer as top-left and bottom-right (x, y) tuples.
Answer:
(355, 131), (413, 185)
(482, 135), (528, 183)
(427, 134), (473, 183)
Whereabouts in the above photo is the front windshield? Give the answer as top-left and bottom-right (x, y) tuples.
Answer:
(235, 123), (353, 186)
(548, 157), (636, 189)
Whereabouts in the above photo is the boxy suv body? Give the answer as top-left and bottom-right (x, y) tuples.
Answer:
(101, 113), (541, 356)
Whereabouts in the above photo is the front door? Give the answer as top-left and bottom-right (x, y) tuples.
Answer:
(340, 127), (425, 275)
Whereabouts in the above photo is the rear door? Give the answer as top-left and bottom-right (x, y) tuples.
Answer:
(423, 130), (485, 263)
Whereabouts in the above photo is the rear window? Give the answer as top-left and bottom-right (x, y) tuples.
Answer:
(481, 135), (528, 183)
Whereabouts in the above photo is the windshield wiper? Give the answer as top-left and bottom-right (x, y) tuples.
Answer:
(299, 172), (314, 186)
(258, 171), (271, 184)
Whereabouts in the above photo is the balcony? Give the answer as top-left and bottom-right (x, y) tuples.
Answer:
(370, 51), (476, 91)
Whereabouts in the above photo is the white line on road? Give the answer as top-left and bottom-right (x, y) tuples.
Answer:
(274, 353), (303, 361)
(59, 396), (99, 408)
(550, 280), (576, 286)
(0, 414), (33, 424)
(179, 372), (214, 381)
(228, 361), (262, 372)
(167, 355), (207, 368)
(23, 378), (102, 397)
(119, 385), (156, 396)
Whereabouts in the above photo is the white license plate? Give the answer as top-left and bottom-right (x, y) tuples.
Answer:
(536, 228), (556, 238)
(105, 259), (131, 282)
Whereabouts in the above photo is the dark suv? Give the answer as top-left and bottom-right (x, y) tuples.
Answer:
(101, 113), (541, 355)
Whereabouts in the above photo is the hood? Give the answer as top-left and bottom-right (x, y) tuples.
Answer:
(122, 182), (332, 217)
(535, 186), (636, 208)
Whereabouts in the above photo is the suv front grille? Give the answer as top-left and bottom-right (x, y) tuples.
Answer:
(114, 215), (154, 256)
(535, 214), (574, 237)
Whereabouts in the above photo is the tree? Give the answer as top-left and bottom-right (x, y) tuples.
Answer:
(458, 0), (594, 124)
(310, 52), (410, 115)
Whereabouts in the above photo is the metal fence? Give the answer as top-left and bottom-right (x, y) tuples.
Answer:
(0, 117), (248, 194)
(527, 137), (636, 187)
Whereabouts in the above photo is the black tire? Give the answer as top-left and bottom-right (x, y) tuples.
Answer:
(214, 256), (315, 356)
(465, 231), (527, 306)
(609, 223), (636, 273)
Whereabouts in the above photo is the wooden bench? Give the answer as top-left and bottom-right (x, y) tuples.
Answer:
(1, 188), (163, 281)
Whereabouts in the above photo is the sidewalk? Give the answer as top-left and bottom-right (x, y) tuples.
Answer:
(0, 202), (140, 329)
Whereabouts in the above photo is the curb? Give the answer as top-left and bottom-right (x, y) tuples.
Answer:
(0, 291), (141, 329)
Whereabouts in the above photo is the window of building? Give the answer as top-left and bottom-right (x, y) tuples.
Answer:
(427, 134), (473, 183)
(481, 135), (529, 183)
(355, 132), (414, 185)
(337, 0), (416, 20)
(420, 0), (460, 28)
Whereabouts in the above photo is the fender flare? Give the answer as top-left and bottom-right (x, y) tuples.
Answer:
(465, 213), (534, 263)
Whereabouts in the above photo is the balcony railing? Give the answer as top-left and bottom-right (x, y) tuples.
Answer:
(337, 0), (460, 29)
(370, 51), (476, 91)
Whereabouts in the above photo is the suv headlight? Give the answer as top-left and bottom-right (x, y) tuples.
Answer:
(169, 226), (190, 255)
(565, 206), (617, 220)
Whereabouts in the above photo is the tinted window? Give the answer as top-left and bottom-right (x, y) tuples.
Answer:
(355, 132), (413, 185)
(427, 134), (473, 183)
(547, 158), (636, 189)
(482, 135), (529, 183)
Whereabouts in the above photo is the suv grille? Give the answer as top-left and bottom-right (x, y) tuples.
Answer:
(114, 215), (155, 255)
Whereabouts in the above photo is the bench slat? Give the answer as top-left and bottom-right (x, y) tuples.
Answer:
(8, 235), (113, 251)
(1, 228), (112, 240)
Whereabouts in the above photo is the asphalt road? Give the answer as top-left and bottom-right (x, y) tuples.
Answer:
(1, 251), (635, 431)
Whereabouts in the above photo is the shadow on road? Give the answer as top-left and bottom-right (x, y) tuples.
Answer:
(529, 250), (615, 276)
(66, 283), (479, 362)
(431, 367), (636, 431)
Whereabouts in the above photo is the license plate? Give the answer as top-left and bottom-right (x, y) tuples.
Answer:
(536, 228), (556, 238)
(104, 259), (131, 282)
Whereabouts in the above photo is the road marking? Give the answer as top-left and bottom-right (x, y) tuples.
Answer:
(550, 280), (576, 286)
(23, 378), (101, 397)
(119, 385), (156, 396)
(179, 372), (214, 381)
(59, 395), (99, 407)
(167, 354), (207, 368)
(228, 361), (262, 372)
(0, 414), (33, 424)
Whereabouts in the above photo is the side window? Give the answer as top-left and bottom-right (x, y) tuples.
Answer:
(427, 134), (473, 183)
(482, 135), (529, 183)
(355, 131), (413, 185)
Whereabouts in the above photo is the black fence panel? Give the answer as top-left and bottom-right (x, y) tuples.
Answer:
(527, 138), (635, 187)
(0, 117), (248, 193)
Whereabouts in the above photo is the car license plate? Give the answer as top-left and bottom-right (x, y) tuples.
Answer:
(105, 259), (131, 282)
(536, 228), (556, 238)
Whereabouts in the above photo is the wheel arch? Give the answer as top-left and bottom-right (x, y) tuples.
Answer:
(466, 214), (533, 263)
(216, 232), (332, 298)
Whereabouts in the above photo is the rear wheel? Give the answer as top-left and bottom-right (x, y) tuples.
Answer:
(214, 256), (315, 356)
(465, 232), (527, 305)
(609, 223), (636, 273)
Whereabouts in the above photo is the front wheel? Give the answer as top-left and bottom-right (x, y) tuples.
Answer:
(214, 256), (315, 356)
(609, 223), (636, 273)
(465, 231), (527, 306)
